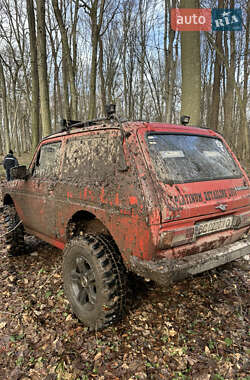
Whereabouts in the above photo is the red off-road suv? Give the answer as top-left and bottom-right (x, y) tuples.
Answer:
(2, 113), (250, 329)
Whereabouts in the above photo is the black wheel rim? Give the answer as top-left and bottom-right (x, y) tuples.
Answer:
(71, 256), (97, 310)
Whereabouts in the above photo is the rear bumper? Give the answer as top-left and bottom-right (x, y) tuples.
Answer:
(128, 236), (250, 285)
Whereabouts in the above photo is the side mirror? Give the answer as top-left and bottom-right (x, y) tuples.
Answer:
(10, 165), (29, 180)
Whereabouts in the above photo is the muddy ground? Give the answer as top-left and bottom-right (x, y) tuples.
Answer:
(0, 188), (249, 380)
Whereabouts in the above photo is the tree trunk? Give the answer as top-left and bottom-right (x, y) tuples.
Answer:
(26, 0), (40, 151)
(72, 0), (79, 93)
(210, 0), (223, 130)
(164, 0), (176, 122)
(89, 20), (99, 119)
(36, 0), (51, 137)
(239, 4), (249, 159)
(62, 49), (71, 120)
(122, 4), (129, 118)
(52, 0), (78, 119)
(99, 38), (106, 116)
(0, 59), (11, 152)
(0, 103), (3, 155)
(80, 0), (110, 119)
(180, 0), (201, 126)
(224, 35), (235, 144)
(138, 0), (147, 120)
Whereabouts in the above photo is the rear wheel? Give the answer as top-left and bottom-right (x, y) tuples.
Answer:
(4, 205), (25, 256)
(63, 234), (127, 330)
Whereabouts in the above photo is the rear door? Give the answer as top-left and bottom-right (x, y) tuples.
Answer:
(137, 129), (250, 223)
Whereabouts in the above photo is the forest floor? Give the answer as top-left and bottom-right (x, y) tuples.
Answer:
(0, 178), (249, 380)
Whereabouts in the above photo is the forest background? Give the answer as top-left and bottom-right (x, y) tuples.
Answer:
(0, 0), (249, 167)
(0, 1), (249, 378)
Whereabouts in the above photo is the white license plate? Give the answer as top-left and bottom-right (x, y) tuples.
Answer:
(195, 216), (233, 237)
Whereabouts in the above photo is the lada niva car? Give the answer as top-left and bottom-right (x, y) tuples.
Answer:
(2, 113), (250, 329)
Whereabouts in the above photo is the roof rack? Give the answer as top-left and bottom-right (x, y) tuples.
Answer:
(60, 104), (118, 132)
(60, 118), (100, 132)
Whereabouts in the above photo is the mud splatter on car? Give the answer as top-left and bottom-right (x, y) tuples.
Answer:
(2, 111), (250, 329)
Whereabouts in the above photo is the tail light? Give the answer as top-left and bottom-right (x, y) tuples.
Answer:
(234, 211), (250, 229)
(159, 226), (195, 249)
(159, 212), (250, 250)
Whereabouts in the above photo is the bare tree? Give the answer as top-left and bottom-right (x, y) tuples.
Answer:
(164, 0), (177, 122)
(210, 0), (223, 131)
(239, 2), (249, 159)
(52, 0), (79, 119)
(26, 0), (40, 151)
(223, 0), (236, 143)
(80, 0), (119, 119)
(180, 0), (201, 126)
(36, 0), (51, 136)
(0, 58), (11, 152)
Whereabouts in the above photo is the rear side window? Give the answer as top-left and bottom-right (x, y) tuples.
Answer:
(33, 142), (62, 178)
(147, 134), (242, 184)
(62, 132), (119, 182)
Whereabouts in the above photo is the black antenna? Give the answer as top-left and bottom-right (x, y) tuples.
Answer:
(105, 104), (116, 119)
(180, 115), (190, 126)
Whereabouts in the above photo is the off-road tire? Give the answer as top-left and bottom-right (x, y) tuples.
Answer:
(4, 205), (25, 256)
(63, 234), (127, 330)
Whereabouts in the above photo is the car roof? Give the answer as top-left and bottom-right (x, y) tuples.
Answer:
(42, 120), (221, 142)
(139, 122), (221, 138)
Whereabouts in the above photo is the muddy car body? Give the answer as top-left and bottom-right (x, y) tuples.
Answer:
(2, 118), (250, 329)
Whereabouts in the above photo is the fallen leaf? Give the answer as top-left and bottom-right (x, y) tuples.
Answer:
(205, 346), (210, 355)
(169, 329), (177, 337)
(0, 321), (7, 329)
(94, 352), (102, 361)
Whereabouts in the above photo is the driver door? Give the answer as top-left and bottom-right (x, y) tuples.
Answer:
(19, 139), (62, 239)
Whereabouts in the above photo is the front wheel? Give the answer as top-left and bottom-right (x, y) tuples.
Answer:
(4, 205), (25, 256)
(63, 234), (127, 330)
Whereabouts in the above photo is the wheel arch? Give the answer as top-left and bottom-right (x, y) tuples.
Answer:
(66, 209), (111, 241)
(3, 194), (15, 206)
(64, 208), (130, 270)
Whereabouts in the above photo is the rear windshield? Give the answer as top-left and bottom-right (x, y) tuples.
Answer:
(147, 133), (242, 184)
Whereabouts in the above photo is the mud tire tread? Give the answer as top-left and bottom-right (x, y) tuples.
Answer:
(63, 234), (127, 330)
(3, 205), (24, 256)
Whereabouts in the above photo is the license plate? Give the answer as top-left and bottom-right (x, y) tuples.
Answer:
(195, 216), (233, 237)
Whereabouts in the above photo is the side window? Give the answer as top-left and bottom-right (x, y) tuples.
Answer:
(62, 133), (119, 182)
(62, 137), (91, 180)
(32, 142), (62, 178)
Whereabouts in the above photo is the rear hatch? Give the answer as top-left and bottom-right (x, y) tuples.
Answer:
(138, 127), (250, 224)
